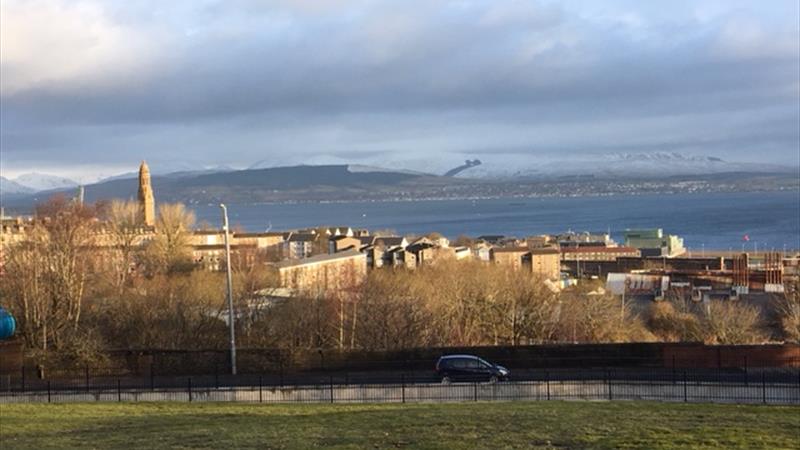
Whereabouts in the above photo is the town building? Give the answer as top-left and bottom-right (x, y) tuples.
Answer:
(329, 235), (361, 253)
(526, 235), (551, 249)
(560, 246), (641, 261)
(453, 246), (472, 260)
(284, 233), (317, 259)
(527, 248), (562, 280)
(491, 247), (529, 271)
(555, 231), (616, 248)
(491, 246), (561, 279)
(275, 250), (367, 293)
(624, 229), (685, 257)
(404, 237), (457, 268)
(360, 236), (409, 268)
(472, 242), (492, 261)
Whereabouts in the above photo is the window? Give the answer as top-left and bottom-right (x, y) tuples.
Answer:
(451, 359), (469, 369)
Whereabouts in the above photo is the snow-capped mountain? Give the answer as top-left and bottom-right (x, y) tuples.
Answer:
(12, 173), (79, 192)
(359, 151), (792, 180)
(1, 176), (35, 195)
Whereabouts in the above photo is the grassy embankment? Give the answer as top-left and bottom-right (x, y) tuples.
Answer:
(1, 401), (798, 449)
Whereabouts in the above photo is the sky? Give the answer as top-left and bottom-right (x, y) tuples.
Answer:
(1, 0), (799, 182)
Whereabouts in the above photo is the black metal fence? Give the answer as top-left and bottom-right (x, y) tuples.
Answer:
(2, 365), (798, 405)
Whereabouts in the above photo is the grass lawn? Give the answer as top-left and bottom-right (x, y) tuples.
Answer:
(1, 401), (798, 449)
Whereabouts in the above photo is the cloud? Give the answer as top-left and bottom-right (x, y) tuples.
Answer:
(0, 0), (798, 177)
(0, 0), (163, 95)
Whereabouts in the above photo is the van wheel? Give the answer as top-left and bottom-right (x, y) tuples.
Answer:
(441, 376), (451, 385)
(488, 375), (498, 384)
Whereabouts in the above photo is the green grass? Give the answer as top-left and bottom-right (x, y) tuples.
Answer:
(1, 401), (798, 449)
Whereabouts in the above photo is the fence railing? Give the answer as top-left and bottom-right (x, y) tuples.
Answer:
(2, 377), (798, 405)
(1, 366), (798, 405)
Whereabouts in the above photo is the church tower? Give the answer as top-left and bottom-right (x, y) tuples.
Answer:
(138, 161), (156, 227)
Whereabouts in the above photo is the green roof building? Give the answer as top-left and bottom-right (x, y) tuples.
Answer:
(623, 229), (685, 257)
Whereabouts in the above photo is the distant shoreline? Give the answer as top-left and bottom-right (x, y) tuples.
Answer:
(184, 187), (800, 208)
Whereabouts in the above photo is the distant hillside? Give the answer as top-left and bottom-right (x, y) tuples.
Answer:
(180, 165), (418, 190)
(2, 165), (460, 208)
(2, 164), (796, 213)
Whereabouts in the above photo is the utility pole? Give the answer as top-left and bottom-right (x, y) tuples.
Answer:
(220, 204), (236, 375)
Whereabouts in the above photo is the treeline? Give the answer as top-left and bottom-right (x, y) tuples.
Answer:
(1, 197), (798, 369)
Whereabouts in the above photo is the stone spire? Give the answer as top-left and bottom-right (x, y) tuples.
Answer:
(138, 161), (156, 227)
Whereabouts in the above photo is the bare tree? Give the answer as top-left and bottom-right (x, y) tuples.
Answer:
(702, 300), (767, 345)
(2, 196), (96, 352)
(144, 203), (196, 274)
(100, 200), (143, 291)
(488, 272), (561, 345)
(646, 299), (704, 342)
(773, 278), (800, 342)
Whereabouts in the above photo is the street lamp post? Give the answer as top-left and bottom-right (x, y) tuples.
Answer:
(220, 204), (237, 375)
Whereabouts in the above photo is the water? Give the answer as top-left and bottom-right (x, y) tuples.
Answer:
(193, 191), (800, 250)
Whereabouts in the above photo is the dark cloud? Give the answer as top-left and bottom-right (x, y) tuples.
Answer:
(1, 0), (798, 178)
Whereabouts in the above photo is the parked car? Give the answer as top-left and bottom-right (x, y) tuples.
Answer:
(435, 354), (510, 384)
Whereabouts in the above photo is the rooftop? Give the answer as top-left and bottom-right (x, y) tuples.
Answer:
(275, 249), (364, 269)
(287, 233), (317, 242)
(561, 246), (639, 254)
(492, 247), (529, 253)
(235, 232), (285, 238)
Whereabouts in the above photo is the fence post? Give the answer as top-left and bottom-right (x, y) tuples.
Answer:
(259, 376), (263, 403)
(401, 374), (406, 404)
(607, 370), (612, 401)
(117, 379), (121, 402)
(329, 376), (334, 404)
(188, 377), (193, 402)
(21, 365), (25, 393)
(761, 372), (766, 404)
(473, 382), (478, 402)
(85, 365), (90, 392)
(215, 364), (219, 390)
(683, 371), (687, 403)
(546, 371), (550, 401)
(47, 380), (51, 403)
(150, 364), (155, 391)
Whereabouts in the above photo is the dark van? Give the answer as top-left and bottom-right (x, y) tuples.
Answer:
(435, 354), (510, 384)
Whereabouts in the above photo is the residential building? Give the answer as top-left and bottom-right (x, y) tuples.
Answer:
(329, 235), (361, 253)
(526, 235), (551, 249)
(275, 250), (367, 293)
(453, 246), (472, 260)
(491, 247), (529, 270)
(492, 246), (561, 279)
(527, 248), (561, 280)
(472, 242), (492, 261)
(191, 230), (286, 268)
(362, 236), (409, 268)
(284, 233), (316, 259)
(560, 246), (641, 261)
(405, 237), (456, 268)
